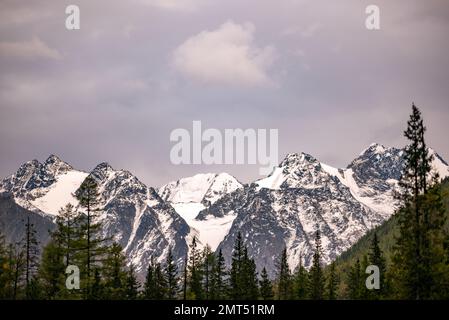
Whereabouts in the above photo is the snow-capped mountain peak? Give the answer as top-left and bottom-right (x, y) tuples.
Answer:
(159, 172), (243, 206)
(44, 154), (73, 176)
(159, 172), (243, 251)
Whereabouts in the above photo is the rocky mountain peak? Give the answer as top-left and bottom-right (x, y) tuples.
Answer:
(44, 154), (73, 175)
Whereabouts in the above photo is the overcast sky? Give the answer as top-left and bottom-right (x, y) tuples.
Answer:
(1, 0), (449, 187)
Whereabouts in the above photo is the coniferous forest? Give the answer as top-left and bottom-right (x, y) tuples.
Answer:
(1, 105), (449, 300)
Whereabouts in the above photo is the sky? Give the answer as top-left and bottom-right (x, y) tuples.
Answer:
(1, 0), (449, 187)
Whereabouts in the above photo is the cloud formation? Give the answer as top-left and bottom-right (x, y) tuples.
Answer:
(138, 0), (205, 11)
(173, 21), (276, 86)
(0, 37), (61, 60)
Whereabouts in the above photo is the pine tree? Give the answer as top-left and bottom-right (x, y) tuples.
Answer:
(76, 176), (109, 297)
(259, 267), (274, 300)
(294, 256), (308, 299)
(143, 257), (157, 299)
(308, 230), (325, 300)
(347, 258), (363, 300)
(154, 262), (167, 299)
(230, 232), (244, 299)
(182, 253), (188, 300)
(102, 242), (127, 299)
(165, 248), (179, 300)
(22, 216), (40, 299)
(142, 257), (168, 299)
(326, 262), (338, 300)
(210, 249), (227, 300)
(125, 263), (139, 300)
(276, 247), (292, 299)
(187, 236), (203, 299)
(201, 245), (214, 300)
(392, 104), (447, 299)
(241, 247), (259, 299)
(368, 233), (386, 299)
(53, 204), (79, 267)
(9, 243), (25, 300)
(90, 268), (104, 300)
(360, 255), (371, 299)
(38, 240), (66, 299)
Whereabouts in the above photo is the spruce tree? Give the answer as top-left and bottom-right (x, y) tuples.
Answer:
(201, 245), (214, 300)
(210, 249), (227, 300)
(38, 240), (66, 299)
(125, 263), (139, 300)
(368, 233), (386, 299)
(9, 243), (25, 300)
(230, 232), (244, 299)
(392, 104), (447, 299)
(102, 242), (127, 299)
(165, 248), (179, 300)
(143, 257), (168, 299)
(53, 204), (79, 267)
(154, 262), (167, 299)
(187, 236), (203, 299)
(143, 257), (156, 299)
(326, 262), (338, 300)
(241, 247), (259, 299)
(294, 256), (308, 299)
(22, 216), (40, 299)
(347, 258), (362, 300)
(76, 176), (109, 297)
(308, 230), (325, 300)
(276, 247), (292, 299)
(259, 267), (274, 300)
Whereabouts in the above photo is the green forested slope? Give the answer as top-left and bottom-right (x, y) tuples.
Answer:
(330, 178), (449, 297)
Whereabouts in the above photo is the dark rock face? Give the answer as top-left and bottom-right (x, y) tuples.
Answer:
(0, 193), (54, 246)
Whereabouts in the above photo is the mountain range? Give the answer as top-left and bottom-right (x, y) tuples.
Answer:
(1, 143), (448, 278)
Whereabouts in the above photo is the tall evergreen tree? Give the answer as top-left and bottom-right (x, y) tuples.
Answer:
(102, 242), (127, 299)
(276, 248), (292, 299)
(76, 176), (109, 297)
(154, 262), (167, 299)
(347, 258), (363, 300)
(22, 216), (40, 299)
(240, 248), (259, 299)
(125, 263), (139, 300)
(90, 268), (104, 300)
(259, 267), (274, 300)
(392, 104), (447, 299)
(52, 204), (79, 267)
(230, 232), (244, 299)
(9, 243), (25, 300)
(201, 245), (214, 300)
(326, 262), (338, 300)
(142, 257), (168, 299)
(368, 233), (386, 299)
(187, 236), (203, 299)
(294, 256), (309, 299)
(182, 253), (188, 300)
(165, 248), (179, 300)
(210, 249), (227, 300)
(308, 230), (325, 300)
(38, 240), (66, 299)
(143, 257), (158, 299)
